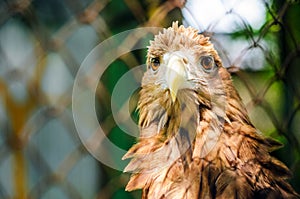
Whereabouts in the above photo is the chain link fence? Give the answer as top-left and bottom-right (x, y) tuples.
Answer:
(0, 0), (299, 198)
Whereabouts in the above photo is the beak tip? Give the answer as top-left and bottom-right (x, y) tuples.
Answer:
(170, 90), (177, 103)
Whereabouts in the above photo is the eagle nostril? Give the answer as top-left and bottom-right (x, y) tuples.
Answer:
(182, 58), (188, 65)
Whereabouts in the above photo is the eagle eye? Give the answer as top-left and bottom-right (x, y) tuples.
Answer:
(200, 56), (215, 72)
(149, 57), (160, 71)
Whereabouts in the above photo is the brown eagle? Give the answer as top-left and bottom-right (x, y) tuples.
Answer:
(123, 22), (299, 199)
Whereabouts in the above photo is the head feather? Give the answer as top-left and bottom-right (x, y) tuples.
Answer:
(147, 21), (221, 66)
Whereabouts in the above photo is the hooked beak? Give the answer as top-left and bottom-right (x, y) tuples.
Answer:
(165, 54), (187, 102)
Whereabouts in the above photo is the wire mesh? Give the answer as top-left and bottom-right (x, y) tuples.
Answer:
(0, 0), (299, 198)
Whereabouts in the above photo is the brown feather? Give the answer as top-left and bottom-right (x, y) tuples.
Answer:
(123, 22), (299, 199)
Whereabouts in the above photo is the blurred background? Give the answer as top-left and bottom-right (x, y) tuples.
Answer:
(0, 0), (300, 198)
